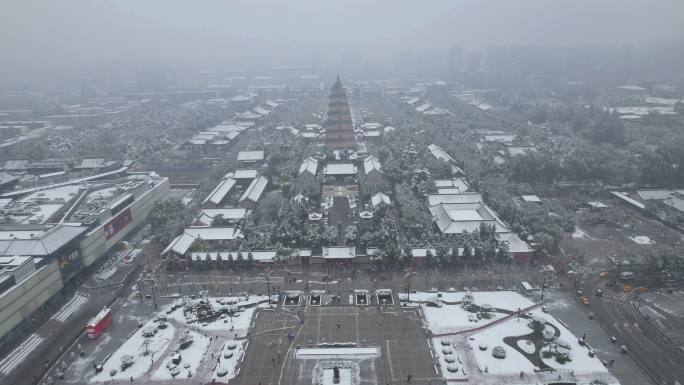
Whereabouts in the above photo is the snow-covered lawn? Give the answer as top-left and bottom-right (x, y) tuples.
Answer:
(91, 320), (175, 382)
(163, 295), (272, 337)
(469, 317), (536, 374)
(151, 331), (210, 380)
(418, 291), (535, 333)
(467, 306), (609, 376)
(531, 308), (607, 373)
(212, 340), (246, 381)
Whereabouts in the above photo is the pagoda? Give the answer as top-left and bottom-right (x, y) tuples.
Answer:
(324, 75), (356, 149)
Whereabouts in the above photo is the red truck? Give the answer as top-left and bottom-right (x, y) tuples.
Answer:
(86, 308), (112, 339)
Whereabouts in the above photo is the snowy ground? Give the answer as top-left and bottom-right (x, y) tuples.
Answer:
(419, 291), (618, 385)
(468, 308), (609, 376)
(151, 331), (210, 380)
(91, 320), (175, 382)
(413, 291), (535, 333)
(163, 295), (272, 337)
(211, 340), (246, 381)
(89, 295), (268, 383)
(468, 317), (538, 374)
(432, 338), (468, 380)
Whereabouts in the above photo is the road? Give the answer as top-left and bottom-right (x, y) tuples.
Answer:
(585, 275), (684, 385)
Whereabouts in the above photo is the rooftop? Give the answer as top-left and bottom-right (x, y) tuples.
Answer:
(239, 176), (268, 203)
(324, 163), (357, 175)
(299, 157), (319, 175)
(202, 178), (236, 206)
(363, 156), (382, 175)
(237, 150), (265, 162)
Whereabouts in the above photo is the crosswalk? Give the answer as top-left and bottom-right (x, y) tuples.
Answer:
(51, 293), (88, 322)
(0, 334), (44, 375)
(595, 280), (634, 302)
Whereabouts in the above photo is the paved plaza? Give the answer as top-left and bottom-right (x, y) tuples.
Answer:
(236, 305), (438, 385)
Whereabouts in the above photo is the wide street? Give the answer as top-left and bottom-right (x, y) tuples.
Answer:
(582, 275), (684, 385)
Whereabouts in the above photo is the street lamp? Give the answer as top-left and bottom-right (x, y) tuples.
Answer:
(265, 270), (273, 303)
(404, 268), (418, 303)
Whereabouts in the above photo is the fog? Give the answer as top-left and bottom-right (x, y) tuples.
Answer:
(2, 0), (684, 86)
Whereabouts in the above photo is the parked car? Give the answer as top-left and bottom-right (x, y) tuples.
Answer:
(599, 271), (609, 278)
(579, 296), (590, 305)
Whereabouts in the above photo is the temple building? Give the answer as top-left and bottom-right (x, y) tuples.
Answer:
(324, 75), (356, 149)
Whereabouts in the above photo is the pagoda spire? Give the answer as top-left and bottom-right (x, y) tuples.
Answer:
(324, 75), (356, 149)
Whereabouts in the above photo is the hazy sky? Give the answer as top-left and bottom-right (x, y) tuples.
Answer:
(1, 0), (683, 82)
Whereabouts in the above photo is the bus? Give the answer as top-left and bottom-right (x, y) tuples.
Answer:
(521, 281), (533, 296)
(86, 308), (112, 339)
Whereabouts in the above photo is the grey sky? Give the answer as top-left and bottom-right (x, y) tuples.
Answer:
(1, 0), (683, 81)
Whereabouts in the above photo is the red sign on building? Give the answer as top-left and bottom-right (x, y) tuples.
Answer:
(104, 208), (132, 240)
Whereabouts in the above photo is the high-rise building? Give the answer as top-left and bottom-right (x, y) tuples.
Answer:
(325, 76), (356, 149)
(448, 46), (463, 76)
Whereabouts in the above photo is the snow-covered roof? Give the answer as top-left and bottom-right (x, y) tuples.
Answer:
(3, 160), (28, 171)
(265, 100), (280, 108)
(406, 97), (421, 105)
(253, 106), (270, 115)
(498, 232), (534, 254)
(428, 193), (482, 206)
(237, 150), (265, 162)
(663, 197), (684, 213)
(371, 192), (391, 207)
(236, 111), (261, 120)
(324, 163), (357, 175)
(416, 103), (432, 112)
(429, 203), (508, 234)
(635, 189), (677, 200)
(363, 156), (382, 175)
(202, 178), (236, 206)
(587, 201), (609, 209)
(507, 146), (537, 157)
(299, 157), (318, 175)
(184, 227), (242, 241)
(434, 178), (470, 192)
(322, 246), (356, 259)
(483, 134), (516, 143)
(520, 195), (542, 203)
(239, 176), (268, 203)
(363, 130), (381, 137)
(195, 208), (250, 226)
(233, 169), (258, 179)
(427, 144), (455, 163)
(0, 224), (88, 257)
(383, 125), (395, 133)
(76, 158), (106, 169)
(610, 191), (646, 210)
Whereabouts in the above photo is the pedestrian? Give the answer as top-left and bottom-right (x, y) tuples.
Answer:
(337, 321), (341, 329)
(407, 374), (412, 382)
(272, 356), (275, 367)
(520, 371), (524, 379)
(609, 359), (614, 367)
